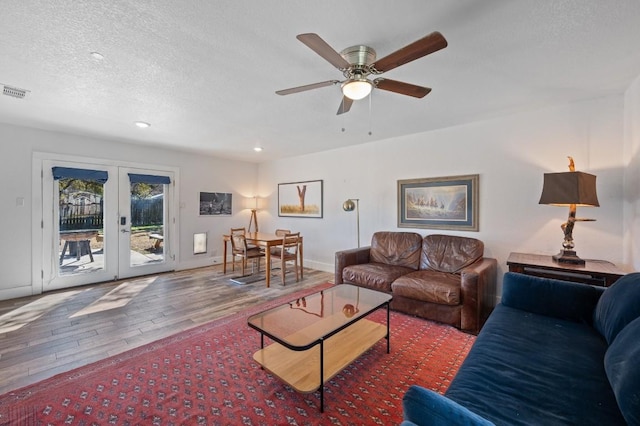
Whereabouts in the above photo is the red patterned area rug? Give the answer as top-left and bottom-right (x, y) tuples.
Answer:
(0, 283), (475, 425)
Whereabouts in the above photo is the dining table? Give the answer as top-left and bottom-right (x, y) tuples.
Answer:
(222, 232), (303, 288)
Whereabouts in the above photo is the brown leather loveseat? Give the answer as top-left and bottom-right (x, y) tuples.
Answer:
(335, 232), (497, 333)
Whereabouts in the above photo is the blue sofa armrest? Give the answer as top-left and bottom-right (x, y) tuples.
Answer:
(501, 272), (604, 324)
(402, 385), (494, 426)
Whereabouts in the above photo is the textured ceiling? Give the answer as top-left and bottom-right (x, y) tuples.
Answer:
(1, 0), (640, 163)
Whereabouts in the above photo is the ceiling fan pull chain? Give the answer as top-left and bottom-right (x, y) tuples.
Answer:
(368, 91), (373, 136)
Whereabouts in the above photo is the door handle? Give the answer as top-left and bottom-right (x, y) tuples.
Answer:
(121, 229), (130, 233)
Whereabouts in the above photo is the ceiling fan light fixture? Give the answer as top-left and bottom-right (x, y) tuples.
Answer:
(341, 79), (372, 100)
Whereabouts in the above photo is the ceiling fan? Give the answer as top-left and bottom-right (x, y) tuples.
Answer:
(276, 31), (448, 115)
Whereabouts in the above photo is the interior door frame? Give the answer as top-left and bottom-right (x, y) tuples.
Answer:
(32, 152), (180, 295)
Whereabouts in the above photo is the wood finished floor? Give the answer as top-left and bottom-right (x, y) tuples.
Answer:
(0, 265), (333, 395)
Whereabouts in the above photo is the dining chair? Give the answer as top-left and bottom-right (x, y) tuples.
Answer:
(271, 232), (300, 285)
(230, 228), (264, 275)
(271, 229), (291, 257)
(231, 227), (259, 248)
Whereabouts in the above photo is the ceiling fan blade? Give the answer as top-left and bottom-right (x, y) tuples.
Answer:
(297, 33), (351, 70)
(372, 31), (447, 73)
(374, 78), (432, 98)
(276, 80), (339, 95)
(336, 96), (353, 115)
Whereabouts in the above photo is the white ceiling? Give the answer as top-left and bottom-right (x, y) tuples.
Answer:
(1, 1), (640, 163)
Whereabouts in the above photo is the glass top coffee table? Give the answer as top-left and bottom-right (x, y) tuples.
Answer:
(247, 284), (392, 412)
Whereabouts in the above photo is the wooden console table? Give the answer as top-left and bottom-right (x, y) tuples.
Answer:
(507, 252), (626, 287)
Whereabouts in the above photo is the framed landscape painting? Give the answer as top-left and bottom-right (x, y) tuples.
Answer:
(397, 174), (479, 231)
(278, 180), (323, 218)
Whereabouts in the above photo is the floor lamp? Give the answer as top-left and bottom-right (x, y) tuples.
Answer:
(247, 196), (259, 233)
(343, 198), (360, 248)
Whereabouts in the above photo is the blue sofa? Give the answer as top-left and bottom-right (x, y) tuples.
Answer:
(402, 272), (640, 426)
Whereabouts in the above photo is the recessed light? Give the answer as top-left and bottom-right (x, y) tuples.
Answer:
(254, 147), (263, 152)
(90, 51), (104, 60)
(134, 121), (151, 128)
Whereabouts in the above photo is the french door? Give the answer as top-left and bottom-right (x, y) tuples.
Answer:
(40, 159), (176, 292)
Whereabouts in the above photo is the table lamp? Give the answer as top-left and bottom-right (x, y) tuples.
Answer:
(343, 198), (360, 248)
(538, 157), (599, 265)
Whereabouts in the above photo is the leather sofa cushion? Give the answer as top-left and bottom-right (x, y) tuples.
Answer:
(421, 234), (483, 273)
(392, 270), (461, 305)
(342, 263), (414, 293)
(370, 231), (422, 270)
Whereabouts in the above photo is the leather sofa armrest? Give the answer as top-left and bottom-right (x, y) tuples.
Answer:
(460, 257), (498, 334)
(334, 246), (371, 284)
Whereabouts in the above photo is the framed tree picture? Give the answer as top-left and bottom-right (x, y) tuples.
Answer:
(397, 174), (479, 231)
(278, 180), (323, 218)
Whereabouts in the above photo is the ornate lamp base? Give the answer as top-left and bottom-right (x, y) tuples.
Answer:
(552, 250), (585, 265)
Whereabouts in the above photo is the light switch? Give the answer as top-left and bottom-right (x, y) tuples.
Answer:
(16, 197), (24, 207)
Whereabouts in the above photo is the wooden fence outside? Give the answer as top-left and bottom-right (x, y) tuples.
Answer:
(60, 198), (163, 231)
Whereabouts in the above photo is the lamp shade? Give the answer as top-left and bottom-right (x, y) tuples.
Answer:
(343, 199), (356, 211)
(538, 171), (599, 207)
(244, 196), (259, 210)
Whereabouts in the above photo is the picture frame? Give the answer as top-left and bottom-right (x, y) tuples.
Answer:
(278, 180), (323, 218)
(199, 192), (232, 216)
(397, 174), (479, 231)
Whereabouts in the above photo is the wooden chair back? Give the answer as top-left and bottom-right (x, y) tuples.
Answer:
(276, 232), (300, 285)
(230, 228), (247, 255)
(229, 227), (264, 275)
(280, 232), (300, 260)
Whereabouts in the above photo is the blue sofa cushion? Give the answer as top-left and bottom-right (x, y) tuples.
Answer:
(501, 272), (603, 324)
(594, 272), (640, 344)
(445, 304), (626, 425)
(402, 385), (494, 426)
(605, 316), (640, 426)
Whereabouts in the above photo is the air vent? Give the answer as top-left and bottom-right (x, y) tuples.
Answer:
(2, 85), (28, 99)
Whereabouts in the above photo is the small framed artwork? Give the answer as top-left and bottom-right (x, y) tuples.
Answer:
(199, 192), (232, 216)
(278, 180), (323, 218)
(398, 174), (479, 231)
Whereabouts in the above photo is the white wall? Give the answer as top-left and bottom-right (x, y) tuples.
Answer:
(624, 75), (640, 270)
(0, 93), (632, 300)
(0, 122), (258, 299)
(258, 95), (628, 293)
